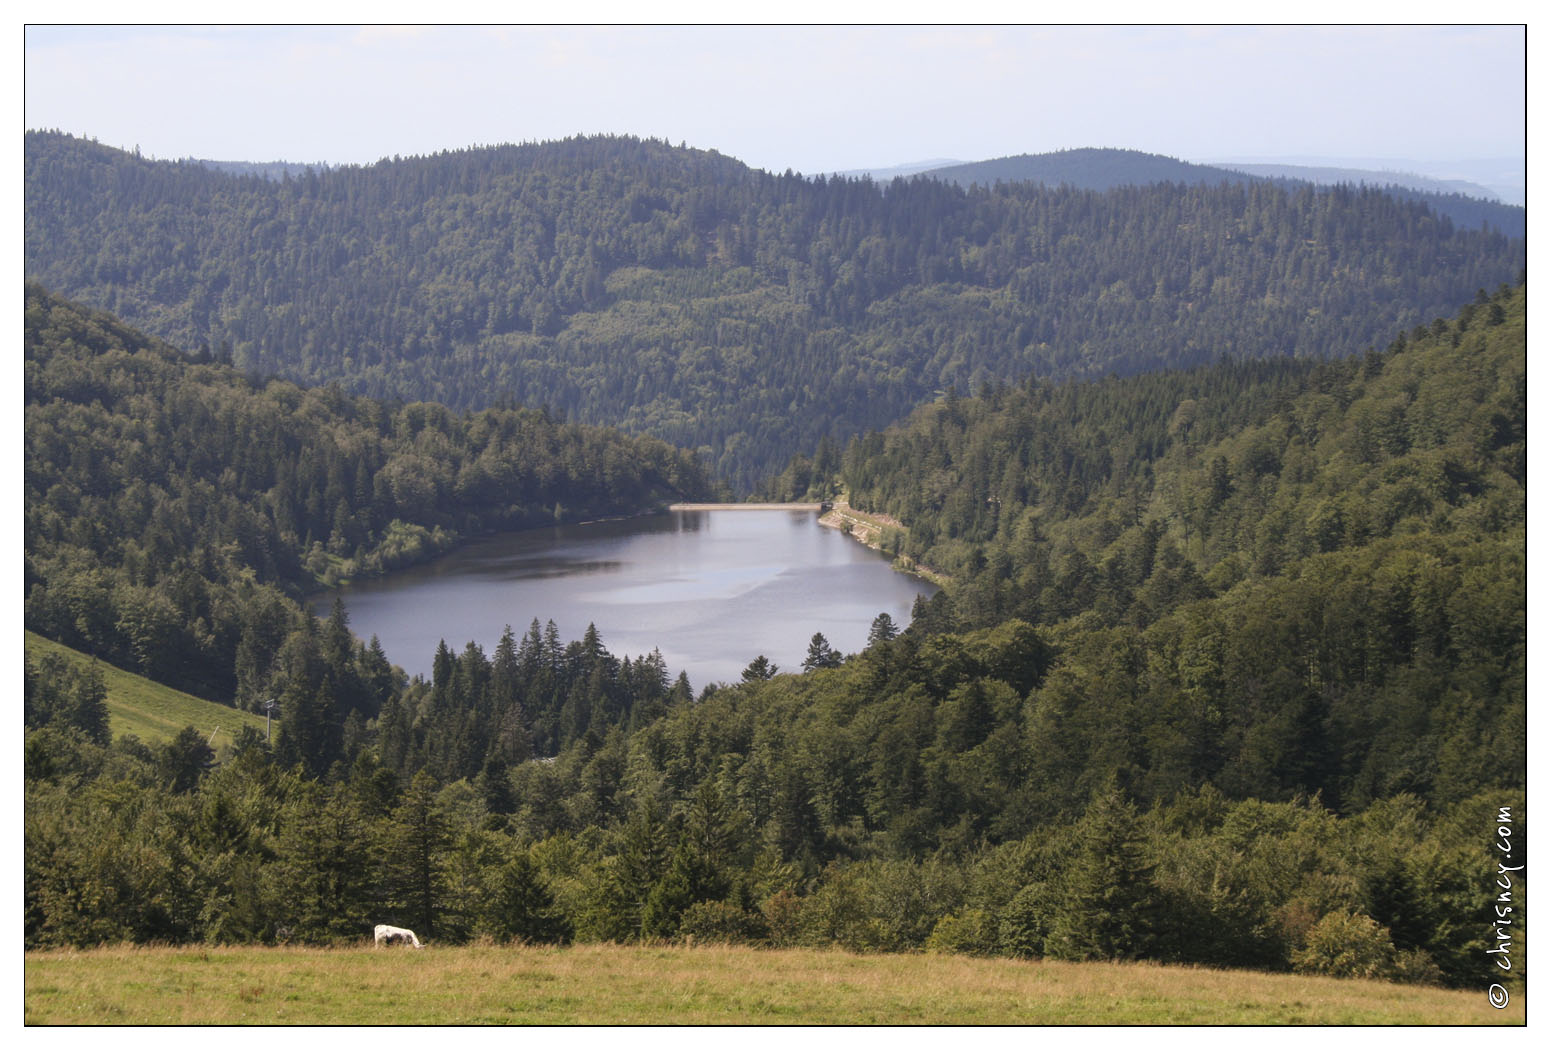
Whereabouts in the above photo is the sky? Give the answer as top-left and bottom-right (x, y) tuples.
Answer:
(22, 24), (1528, 178)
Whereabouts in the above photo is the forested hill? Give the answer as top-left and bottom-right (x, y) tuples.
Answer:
(25, 131), (1525, 491)
(24, 283), (712, 701)
(771, 282), (1524, 810)
(815, 282), (1524, 629)
(923, 148), (1251, 191)
(918, 148), (1524, 237)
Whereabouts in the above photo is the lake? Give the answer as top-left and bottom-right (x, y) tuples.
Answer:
(311, 508), (937, 689)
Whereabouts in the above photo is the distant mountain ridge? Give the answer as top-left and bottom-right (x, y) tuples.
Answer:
(1214, 162), (1500, 202)
(825, 158), (965, 181)
(917, 148), (1523, 237)
(920, 148), (1248, 191)
(1209, 154), (1525, 206)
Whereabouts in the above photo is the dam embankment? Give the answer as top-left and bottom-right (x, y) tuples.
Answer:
(666, 502), (825, 511)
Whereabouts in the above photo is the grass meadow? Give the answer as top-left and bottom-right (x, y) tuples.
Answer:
(23, 941), (1522, 1025)
(25, 630), (267, 749)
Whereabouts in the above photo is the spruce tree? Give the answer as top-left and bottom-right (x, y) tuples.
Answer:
(483, 850), (569, 943)
(383, 770), (452, 937)
(802, 632), (842, 671)
(1046, 786), (1161, 961)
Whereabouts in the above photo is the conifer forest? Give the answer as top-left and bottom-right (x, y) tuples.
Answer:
(24, 132), (1526, 991)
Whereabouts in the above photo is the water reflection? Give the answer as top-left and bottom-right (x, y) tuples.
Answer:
(480, 559), (626, 582)
(313, 510), (935, 689)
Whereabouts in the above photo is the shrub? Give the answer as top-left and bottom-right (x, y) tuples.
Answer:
(678, 900), (766, 945)
(761, 890), (804, 948)
(1391, 948), (1447, 987)
(1292, 911), (1398, 980)
(925, 908), (996, 956)
(797, 870), (883, 951)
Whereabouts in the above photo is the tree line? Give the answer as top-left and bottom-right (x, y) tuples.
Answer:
(26, 618), (1516, 990)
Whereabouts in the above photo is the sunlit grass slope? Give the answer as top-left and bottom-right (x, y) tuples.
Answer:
(25, 630), (267, 749)
(23, 942), (1520, 1025)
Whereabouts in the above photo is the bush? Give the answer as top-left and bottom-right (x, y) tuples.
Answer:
(925, 908), (996, 956)
(761, 889), (804, 947)
(797, 870), (883, 951)
(678, 900), (766, 945)
(1391, 948), (1447, 987)
(1292, 911), (1398, 980)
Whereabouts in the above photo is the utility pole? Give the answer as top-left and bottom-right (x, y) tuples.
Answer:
(263, 699), (278, 742)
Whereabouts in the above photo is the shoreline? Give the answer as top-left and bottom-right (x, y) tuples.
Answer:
(818, 499), (950, 588)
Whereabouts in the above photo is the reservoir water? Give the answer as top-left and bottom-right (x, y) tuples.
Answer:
(312, 509), (936, 689)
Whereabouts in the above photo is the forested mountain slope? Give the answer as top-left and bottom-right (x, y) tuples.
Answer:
(26, 287), (1525, 988)
(24, 283), (711, 702)
(827, 283), (1524, 631)
(25, 131), (1525, 489)
(758, 282), (1525, 814)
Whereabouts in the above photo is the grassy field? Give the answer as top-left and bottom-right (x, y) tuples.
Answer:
(22, 942), (1522, 1025)
(25, 630), (268, 750)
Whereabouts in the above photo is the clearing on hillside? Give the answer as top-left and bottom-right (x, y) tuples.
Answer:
(25, 631), (267, 749)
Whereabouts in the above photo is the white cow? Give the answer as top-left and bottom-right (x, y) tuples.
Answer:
(374, 923), (424, 949)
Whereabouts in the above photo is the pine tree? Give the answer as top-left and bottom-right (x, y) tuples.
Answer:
(641, 840), (699, 938)
(741, 655), (779, 682)
(160, 725), (216, 793)
(612, 800), (671, 939)
(276, 678), (341, 779)
(1045, 786), (1161, 961)
(867, 612), (899, 647)
(483, 850), (569, 943)
(273, 783), (375, 942)
(802, 632), (842, 671)
(383, 770), (452, 937)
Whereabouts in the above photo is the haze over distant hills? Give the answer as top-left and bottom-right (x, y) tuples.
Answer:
(838, 150), (1521, 207)
(187, 157), (333, 181)
(909, 149), (1522, 236)
(1211, 163), (1501, 203)
(826, 158), (966, 181)
(202, 146), (1523, 210)
(920, 148), (1245, 192)
(1206, 154), (1525, 206)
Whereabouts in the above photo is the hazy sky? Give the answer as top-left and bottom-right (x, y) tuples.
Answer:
(23, 25), (1527, 175)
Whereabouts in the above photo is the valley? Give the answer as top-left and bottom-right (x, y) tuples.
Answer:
(23, 118), (1526, 1017)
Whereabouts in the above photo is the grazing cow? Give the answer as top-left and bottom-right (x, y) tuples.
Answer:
(374, 923), (424, 949)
